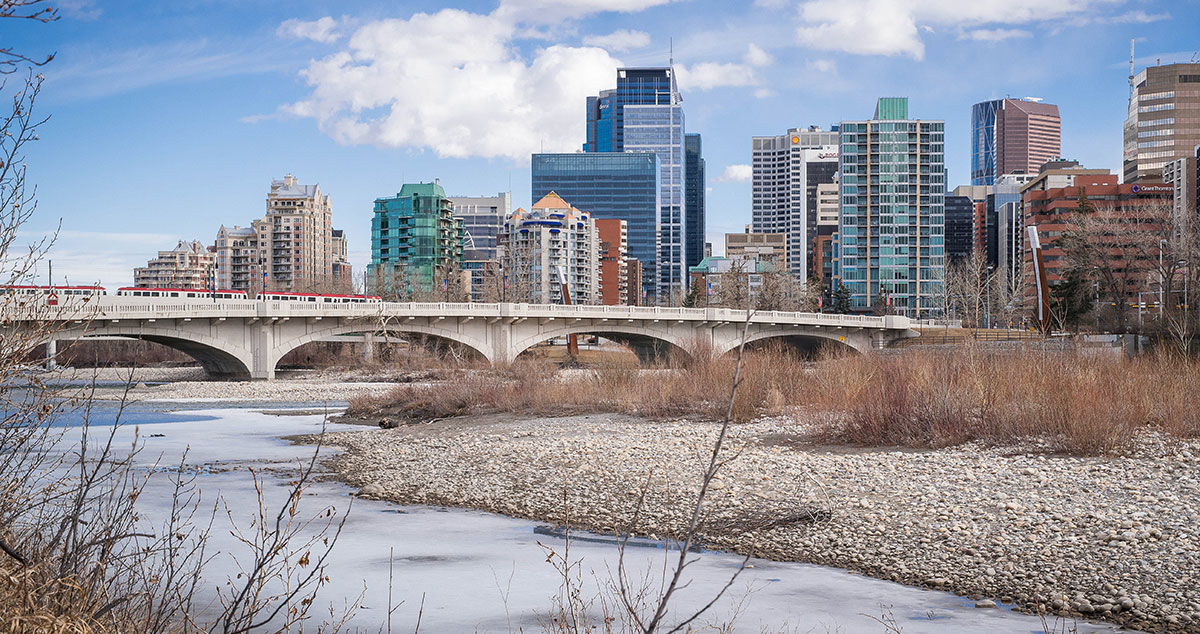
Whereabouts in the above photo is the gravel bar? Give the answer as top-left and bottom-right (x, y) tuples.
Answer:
(315, 412), (1200, 633)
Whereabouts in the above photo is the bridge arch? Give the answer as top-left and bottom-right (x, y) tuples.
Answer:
(510, 323), (694, 365)
(68, 327), (255, 379)
(271, 322), (493, 373)
(715, 329), (864, 358)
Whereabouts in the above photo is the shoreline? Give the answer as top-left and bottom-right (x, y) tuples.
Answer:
(310, 411), (1200, 633)
(36, 366), (403, 403)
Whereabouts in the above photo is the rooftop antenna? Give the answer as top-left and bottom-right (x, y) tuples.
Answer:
(1129, 38), (1135, 99)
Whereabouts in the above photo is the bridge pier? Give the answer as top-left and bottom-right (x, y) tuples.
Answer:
(250, 324), (276, 381)
(45, 339), (56, 371)
(361, 332), (375, 364)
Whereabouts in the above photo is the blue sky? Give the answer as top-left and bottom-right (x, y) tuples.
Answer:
(8, 0), (1199, 288)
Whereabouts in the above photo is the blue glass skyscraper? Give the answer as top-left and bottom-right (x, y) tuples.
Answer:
(684, 133), (705, 269)
(531, 153), (661, 299)
(971, 99), (1001, 186)
(582, 67), (688, 301)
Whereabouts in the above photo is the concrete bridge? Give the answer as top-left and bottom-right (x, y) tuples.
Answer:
(10, 298), (917, 380)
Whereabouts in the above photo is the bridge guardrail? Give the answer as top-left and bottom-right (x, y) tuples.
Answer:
(3, 298), (911, 331)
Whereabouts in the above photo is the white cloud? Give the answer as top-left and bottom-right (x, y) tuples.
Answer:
(744, 43), (773, 67)
(1093, 10), (1170, 24)
(582, 29), (651, 51)
(715, 164), (753, 183)
(495, 0), (678, 23)
(959, 28), (1032, 42)
(281, 8), (622, 161)
(807, 58), (836, 73)
(675, 44), (774, 91)
(754, 87), (775, 99)
(277, 17), (342, 44)
(794, 0), (1136, 60)
(754, 0), (792, 7)
(675, 61), (759, 90)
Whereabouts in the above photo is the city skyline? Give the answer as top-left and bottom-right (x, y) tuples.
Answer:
(7, 0), (1197, 289)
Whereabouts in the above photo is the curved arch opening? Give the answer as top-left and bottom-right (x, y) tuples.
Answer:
(514, 329), (690, 366)
(273, 326), (489, 375)
(79, 334), (252, 379)
(737, 334), (858, 360)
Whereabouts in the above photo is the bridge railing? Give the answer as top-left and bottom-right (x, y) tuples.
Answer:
(4, 298), (911, 330)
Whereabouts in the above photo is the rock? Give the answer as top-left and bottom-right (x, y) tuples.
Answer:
(358, 483), (385, 498)
(975, 600), (997, 609)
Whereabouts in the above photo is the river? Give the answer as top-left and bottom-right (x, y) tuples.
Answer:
(48, 399), (1130, 634)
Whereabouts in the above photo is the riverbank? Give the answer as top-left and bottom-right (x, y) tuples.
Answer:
(314, 412), (1200, 633)
(37, 366), (410, 403)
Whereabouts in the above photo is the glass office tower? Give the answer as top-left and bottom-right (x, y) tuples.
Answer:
(584, 67), (687, 301)
(368, 182), (465, 294)
(839, 97), (946, 317)
(684, 133), (706, 269)
(971, 99), (1001, 186)
(531, 153), (661, 301)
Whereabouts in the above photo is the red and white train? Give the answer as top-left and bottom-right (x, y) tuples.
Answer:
(2, 285), (382, 303)
(116, 287), (248, 300)
(2, 284), (107, 297)
(257, 291), (382, 304)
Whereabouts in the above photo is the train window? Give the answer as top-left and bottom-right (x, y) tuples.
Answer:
(173, 292), (181, 298)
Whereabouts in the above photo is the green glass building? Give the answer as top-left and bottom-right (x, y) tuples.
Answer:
(368, 182), (465, 295)
(838, 97), (946, 317)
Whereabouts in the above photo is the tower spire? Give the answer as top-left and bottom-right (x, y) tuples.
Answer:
(1129, 38), (1135, 100)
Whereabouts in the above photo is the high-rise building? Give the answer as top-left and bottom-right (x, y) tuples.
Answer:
(944, 195), (974, 264)
(684, 133), (706, 268)
(596, 218), (630, 305)
(984, 175), (1033, 289)
(725, 231), (787, 264)
(330, 229), (352, 289)
(950, 184), (992, 261)
(213, 174), (346, 294)
(585, 67), (687, 300)
(134, 240), (216, 289)
(1022, 177), (1173, 302)
(503, 193), (600, 304)
(531, 152), (659, 300)
(970, 98), (1061, 186)
(810, 181), (841, 290)
(1163, 148), (1199, 227)
(448, 192), (511, 261)
(839, 98), (945, 316)
(368, 181), (465, 294)
(751, 126), (839, 280)
(262, 174), (335, 291)
(1124, 63), (1200, 184)
(214, 225), (263, 292)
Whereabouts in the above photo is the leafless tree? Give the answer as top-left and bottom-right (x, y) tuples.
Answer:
(0, 7), (354, 630)
(1060, 198), (1170, 334)
(946, 250), (988, 327)
(712, 260), (750, 310)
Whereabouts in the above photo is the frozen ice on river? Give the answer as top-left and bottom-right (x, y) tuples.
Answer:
(59, 406), (1130, 634)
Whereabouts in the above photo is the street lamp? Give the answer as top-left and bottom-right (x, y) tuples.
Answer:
(1159, 239), (1168, 319)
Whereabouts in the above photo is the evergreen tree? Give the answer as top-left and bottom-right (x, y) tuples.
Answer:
(832, 284), (852, 314)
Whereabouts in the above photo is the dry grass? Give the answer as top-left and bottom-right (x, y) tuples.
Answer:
(349, 343), (1200, 455)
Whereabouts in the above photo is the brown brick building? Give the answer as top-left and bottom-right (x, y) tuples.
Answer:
(1022, 182), (1174, 306)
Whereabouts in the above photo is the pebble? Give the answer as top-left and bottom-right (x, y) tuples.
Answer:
(305, 410), (1200, 633)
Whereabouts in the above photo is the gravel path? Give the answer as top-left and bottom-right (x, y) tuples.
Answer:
(316, 412), (1200, 633)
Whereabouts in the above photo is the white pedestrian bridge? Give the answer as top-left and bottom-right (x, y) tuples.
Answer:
(6, 297), (918, 380)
